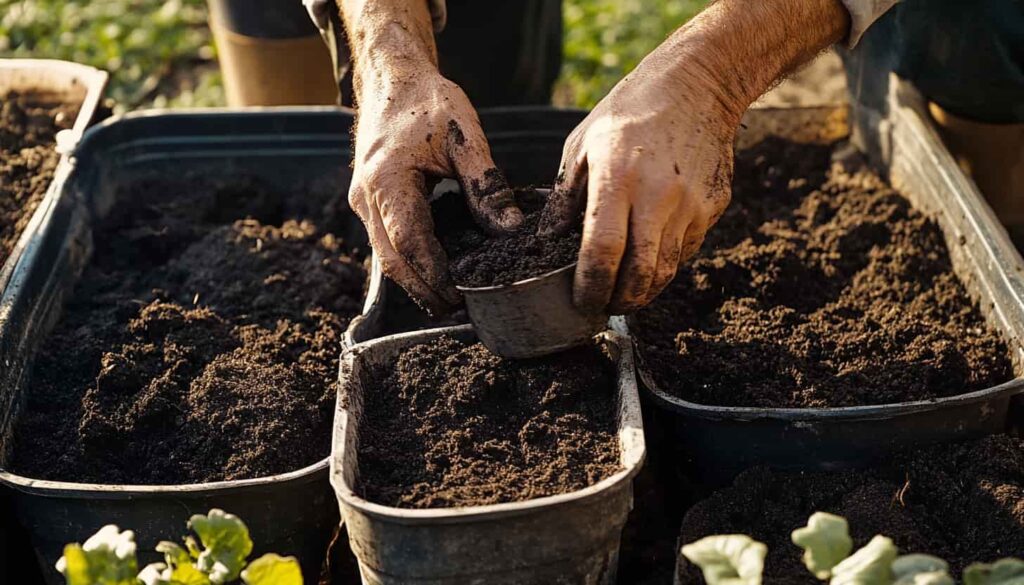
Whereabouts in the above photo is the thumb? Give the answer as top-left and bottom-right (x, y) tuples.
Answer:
(447, 118), (524, 235)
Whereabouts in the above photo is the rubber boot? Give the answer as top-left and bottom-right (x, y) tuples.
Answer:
(929, 102), (1024, 244)
(207, 0), (338, 106)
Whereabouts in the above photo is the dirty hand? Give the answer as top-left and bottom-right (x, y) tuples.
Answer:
(539, 66), (740, 315)
(341, 0), (522, 313)
(539, 0), (850, 315)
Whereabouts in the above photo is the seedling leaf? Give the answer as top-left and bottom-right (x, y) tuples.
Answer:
(241, 554), (303, 585)
(964, 558), (1024, 585)
(829, 535), (897, 585)
(681, 534), (767, 585)
(792, 512), (854, 579)
(189, 509), (253, 583)
(56, 525), (139, 585)
(893, 554), (953, 585)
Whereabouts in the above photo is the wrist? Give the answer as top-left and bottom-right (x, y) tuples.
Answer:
(341, 0), (440, 100)
(640, 0), (849, 118)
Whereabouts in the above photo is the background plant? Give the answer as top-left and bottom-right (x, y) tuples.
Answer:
(58, 509), (302, 585)
(1, 0), (708, 110)
(682, 512), (1024, 585)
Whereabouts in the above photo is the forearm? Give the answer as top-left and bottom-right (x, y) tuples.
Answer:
(337, 0), (439, 95)
(636, 0), (850, 120)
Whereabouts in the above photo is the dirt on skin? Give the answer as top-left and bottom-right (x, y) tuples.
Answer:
(355, 335), (621, 508)
(677, 434), (1024, 583)
(10, 174), (368, 484)
(0, 93), (75, 266)
(633, 138), (1013, 408)
(436, 188), (581, 287)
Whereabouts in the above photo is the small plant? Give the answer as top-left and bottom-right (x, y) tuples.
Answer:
(681, 511), (1024, 585)
(57, 509), (302, 585)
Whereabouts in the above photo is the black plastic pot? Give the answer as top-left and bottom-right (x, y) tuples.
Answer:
(332, 325), (646, 584)
(345, 107), (589, 347)
(622, 101), (1024, 487)
(0, 108), (374, 583)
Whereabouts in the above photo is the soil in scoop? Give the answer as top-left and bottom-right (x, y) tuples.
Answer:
(10, 174), (368, 484)
(435, 188), (581, 287)
(633, 138), (1013, 408)
(0, 92), (75, 266)
(356, 335), (621, 508)
(677, 434), (1024, 583)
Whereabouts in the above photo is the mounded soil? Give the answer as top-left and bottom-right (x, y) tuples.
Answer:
(633, 138), (1013, 408)
(0, 93), (75, 266)
(11, 174), (368, 484)
(677, 434), (1024, 583)
(436, 188), (581, 287)
(356, 335), (621, 508)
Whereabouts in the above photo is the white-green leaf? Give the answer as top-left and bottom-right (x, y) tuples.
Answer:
(829, 535), (897, 585)
(157, 541), (192, 567)
(241, 554), (303, 585)
(57, 525), (139, 585)
(964, 558), (1024, 585)
(681, 534), (767, 585)
(139, 562), (170, 585)
(792, 512), (854, 580)
(189, 509), (253, 583)
(152, 539), (212, 585)
(893, 554), (953, 585)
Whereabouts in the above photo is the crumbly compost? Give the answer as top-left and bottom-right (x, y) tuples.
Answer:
(356, 335), (621, 508)
(0, 92), (75, 265)
(677, 434), (1024, 583)
(633, 138), (1013, 408)
(10, 174), (368, 484)
(436, 188), (581, 287)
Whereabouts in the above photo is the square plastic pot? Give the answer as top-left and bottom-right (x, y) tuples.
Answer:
(0, 108), (374, 583)
(332, 325), (646, 584)
(622, 89), (1024, 486)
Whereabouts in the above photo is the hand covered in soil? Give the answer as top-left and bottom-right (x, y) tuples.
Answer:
(539, 65), (740, 315)
(539, 0), (849, 315)
(342, 0), (522, 313)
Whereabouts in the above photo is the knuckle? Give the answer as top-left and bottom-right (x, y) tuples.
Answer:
(347, 186), (369, 216)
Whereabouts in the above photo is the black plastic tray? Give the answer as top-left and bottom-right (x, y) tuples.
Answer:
(0, 107), (372, 583)
(621, 102), (1024, 485)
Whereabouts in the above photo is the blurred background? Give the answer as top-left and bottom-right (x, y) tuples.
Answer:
(0, 0), (709, 112)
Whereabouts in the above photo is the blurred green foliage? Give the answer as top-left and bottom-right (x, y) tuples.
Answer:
(559, 0), (708, 107)
(0, 0), (223, 110)
(1, 0), (707, 110)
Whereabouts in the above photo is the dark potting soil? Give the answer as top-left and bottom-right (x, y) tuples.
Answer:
(436, 188), (582, 287)
(356, 335), (621, 508)
(10, 174), (368, 484)
(633, 138), (1013, 408)
(677, 434), (1024, 583)
(0, 93), (75, 266)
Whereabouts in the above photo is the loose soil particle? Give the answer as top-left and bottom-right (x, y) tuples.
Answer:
(0, 92), (75, 266)
(10, 174), (368, 484)
(677, 434), (1024, 583)
(436, 188), (581, 287)
(633, 138), (1013, 408)
(356, 335), (621, 508)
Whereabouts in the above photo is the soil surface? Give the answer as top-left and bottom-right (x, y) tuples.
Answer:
(678, 434), (1024, 583)
(0, 92), (75, 266)
(633, 138), (1013, 408)
(356, 335), (621, 508)
(11, 174), (368, 484)
(436, 188), (581, 287)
